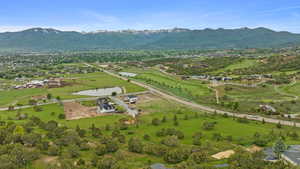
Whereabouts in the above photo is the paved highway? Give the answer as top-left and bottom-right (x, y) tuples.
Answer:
(96, 64), (300, 127)
(4, 62), (298, 128)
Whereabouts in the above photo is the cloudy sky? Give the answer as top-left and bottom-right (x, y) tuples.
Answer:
(1, 0), (300, 33)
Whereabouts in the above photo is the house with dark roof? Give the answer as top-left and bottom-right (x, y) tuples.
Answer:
(97, 98), (116, 114)
(264, 145), (300, 166)
(281, 145), (300, 166)
(263, 147), (278, 162)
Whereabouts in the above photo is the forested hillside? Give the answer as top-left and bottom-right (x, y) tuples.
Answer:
(1, 27), (300, 52)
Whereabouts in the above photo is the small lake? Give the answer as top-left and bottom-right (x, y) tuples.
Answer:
(73, 87), (123, 96)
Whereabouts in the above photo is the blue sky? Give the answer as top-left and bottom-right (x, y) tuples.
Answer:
(1, 0), (300, 32)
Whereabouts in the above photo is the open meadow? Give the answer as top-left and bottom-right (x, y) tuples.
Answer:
(122, 67), (216, 105)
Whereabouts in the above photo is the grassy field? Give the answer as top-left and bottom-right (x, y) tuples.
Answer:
(0, 103), (127, 128)
(219, 84), (294, 102)
(1, 96), (300, 168)
(125, 68), (215, 104)
(280, 81), (300, 97)
(212, 59), (257, 74)
(0, 72), (145, 107)
(214, 83), (300, 114)
(127, 66), (300, 115)
(136, 99), (298, 145)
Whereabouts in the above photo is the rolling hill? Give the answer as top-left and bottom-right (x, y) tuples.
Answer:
(0, 27), (300, 52)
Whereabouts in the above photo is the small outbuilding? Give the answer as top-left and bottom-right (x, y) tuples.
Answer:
(119, 72), (137, 77)
(124, 95), (138, 104)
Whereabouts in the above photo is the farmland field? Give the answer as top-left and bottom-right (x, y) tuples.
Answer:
(212, 59), (257, 74)
(0, 72), (145, 107)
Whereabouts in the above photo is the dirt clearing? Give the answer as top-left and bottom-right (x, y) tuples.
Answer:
(212, 150), (235, 159)
(64, 102), (98, 120)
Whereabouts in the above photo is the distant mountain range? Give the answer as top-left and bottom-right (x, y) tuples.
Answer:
(1, 27), (300, 52)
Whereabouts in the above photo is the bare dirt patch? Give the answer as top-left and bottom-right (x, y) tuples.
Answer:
(41, 156), (58, 164)
(137, 93), (161, 104)
(64, 102), (99, 120)
(211, 150), (235, 160)
(246, 145), (262, 153)
(119, 92), (161, 115)
(87, 141), (98, 148)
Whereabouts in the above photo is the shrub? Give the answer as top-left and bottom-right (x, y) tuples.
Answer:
(105, 140), (119, 153)
(58, 113), (66, 119)
(151, 118), (161, 126)
(95, 144), (107, 156)
(48, 144), (60, 156)
(143, 143), (167, 157)
(202, 121), (216, 130)
(212, 133), (223, 141)
(161, 136), (179, 147)
(164, 148), (190, 164)
(237, 117), (249, 123)
(128, 137), (143, 153)
(190, 151), (209, 164)
(143, 134), (151, 141)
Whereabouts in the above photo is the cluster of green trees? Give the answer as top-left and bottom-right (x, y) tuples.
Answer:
(0, 108), (299, 168)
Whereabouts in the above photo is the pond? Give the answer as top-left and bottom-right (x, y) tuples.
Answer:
(73, 87), (123, 96)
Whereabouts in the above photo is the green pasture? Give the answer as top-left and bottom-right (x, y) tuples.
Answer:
(220, 84), (294, 102)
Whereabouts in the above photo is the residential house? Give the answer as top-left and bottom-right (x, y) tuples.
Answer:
(46, 78), (63, 88)
(97, 98), (116, 114)
(119, 72), (137, 77)
(264, 145), (300, 166)
(259, 105), (277, 114)
(282, 145), (300, 166)
(26, 80), (44, 88)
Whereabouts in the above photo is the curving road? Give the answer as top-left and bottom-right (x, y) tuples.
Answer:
(94, 64), (300, 127)
(130, 78), (300, 127)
